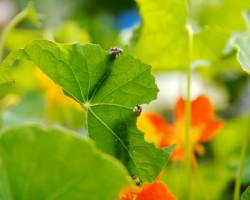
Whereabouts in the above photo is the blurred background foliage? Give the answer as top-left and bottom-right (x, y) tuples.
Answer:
(0, 0), (250, 199)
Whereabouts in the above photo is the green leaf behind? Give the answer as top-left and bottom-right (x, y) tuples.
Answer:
(2, 91), (46, 128)
(234, 12), (250, 74)
(134, 0), (189, 70)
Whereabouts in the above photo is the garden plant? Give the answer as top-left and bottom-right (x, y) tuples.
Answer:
(0, 0), (250, 200)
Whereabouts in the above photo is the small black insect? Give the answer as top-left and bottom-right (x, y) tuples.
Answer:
(109, 47), (123, 58)
(132, 176), (141, 186)
(133, 105), (142, 115)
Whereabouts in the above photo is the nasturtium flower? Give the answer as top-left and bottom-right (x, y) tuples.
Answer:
(35, 69), (81, 111)
(137, 95), (224, 160)
(119, 181), (177, 200)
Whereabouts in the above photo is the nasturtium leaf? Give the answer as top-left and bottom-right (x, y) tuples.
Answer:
(241, 186), (250, 200)
(0, 126), (130, 200)
(192, 26), (230, 63)
(134, 0), (189, 70)
(234, 11), (250, 74)
(2, 91), (45, 128)
(189, 0), (250, 73)
(235, 35), (250, 73)
(1, 40), (173, 182)
(190, 0), (250, 31)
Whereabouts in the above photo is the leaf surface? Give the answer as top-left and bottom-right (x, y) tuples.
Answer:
(235, 11), (250, 74)
(241, 186), (250, 200)
(134, 0), (189, 70)
(0, 126), (130, 200)
(190, 0), (250, 31)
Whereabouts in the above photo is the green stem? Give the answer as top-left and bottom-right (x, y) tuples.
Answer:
(233, 117), (249, 200)
(0, 109), (3, 130)
(0, 3), (33, 61)
(183, 24), (193, 200)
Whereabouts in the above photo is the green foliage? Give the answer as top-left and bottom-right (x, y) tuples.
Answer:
(134, 0), (189, 70)
(190, 0), (250, 31)
(2, 0), (250, 199)
(235, 11), (250, 74)
(54, 21), (90, 43)
(190, 0), (250, 75)
(192, 26), (230, 63)
(235, 35), (250, 73)
(2, 91), (45, 128)
(1, 40), (173, 182)
(241, 186), (250, 200)
(0, 126), (130, 200)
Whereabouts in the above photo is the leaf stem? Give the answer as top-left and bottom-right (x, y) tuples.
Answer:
(233, 115), (249, 200)
(183, 24), (193, 200)
(0, 3), (33, 62)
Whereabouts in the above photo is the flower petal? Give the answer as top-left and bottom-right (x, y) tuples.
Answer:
(137, 181), (177, 200)
(137, 112), (173, 147)
(191, 95), (215, 125)
(199, 120), (224, 142)
(119, 188), (138, 200)
(175, 97), (185, 120)
(175, 95), (215, 125)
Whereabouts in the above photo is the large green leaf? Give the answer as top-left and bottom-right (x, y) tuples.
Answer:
(241, 186), (250, 200)
(0, 125), (130, 200)
(1, 40), (173, 182)
(134, 0), (189, 70)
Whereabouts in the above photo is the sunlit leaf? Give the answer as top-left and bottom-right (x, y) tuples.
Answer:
(190, 0), (250, 31)
(189, 0), (250, 74)
(0, 126), (130, 200)
(54, 21), (90, 43)
(134, 0), (189, 70)
(1, 40), (173, 182)
(192, 26), (230, 63)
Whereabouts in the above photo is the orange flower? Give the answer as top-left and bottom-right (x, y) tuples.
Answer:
(137, 95), (224, 160)
(119, 181), (177, 200)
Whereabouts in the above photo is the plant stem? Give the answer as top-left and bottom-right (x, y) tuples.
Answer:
(0, 3), (32, 62)
(183, 24), (193, 200)
(233, 116), (249, 200)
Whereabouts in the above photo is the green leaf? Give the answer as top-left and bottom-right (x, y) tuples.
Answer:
(134, 0), (189, 70)
(2, 91), (45, 128)
(192, 26), (230, 63)
(1, 40), (173, 182)
(234, 11), (250, 74)
(0, 125), (130, 200)
(190, 0), (250, 31)
(0, 49), (29, 85)
(241, 186), (250, 200)
(189, 0), (250, 73)
(235, 34), (250, 73)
